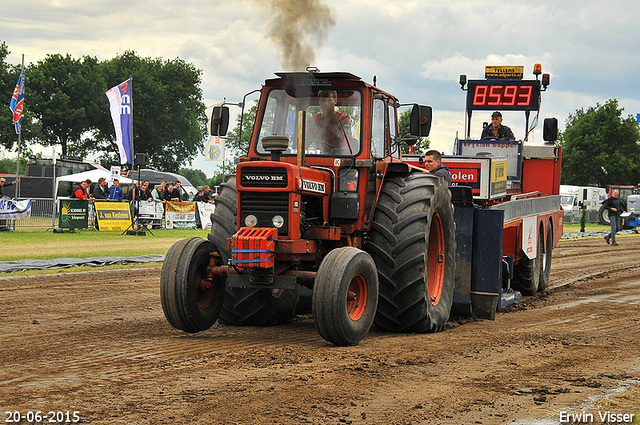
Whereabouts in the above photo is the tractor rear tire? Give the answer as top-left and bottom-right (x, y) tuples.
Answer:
(512, 226), (542, 296)
(210, 175), (299, 326)
(367, 173), (456, 333)
(160, 237), (225, 333)
(312, 247), (379, 346)
(598, 206), (610, 225)
(538, 221), (553, 292)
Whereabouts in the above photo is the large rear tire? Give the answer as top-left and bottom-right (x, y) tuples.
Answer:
(160, 237), (225, 333)
(210, 175), (299, 326)
(598, 206), (610, 225)
(538, 221), (553, 292)
(312, 247), (379, 346)
(367, 173), (456, 333)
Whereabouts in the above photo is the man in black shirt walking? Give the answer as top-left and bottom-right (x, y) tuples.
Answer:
(602, 189), (626, 246)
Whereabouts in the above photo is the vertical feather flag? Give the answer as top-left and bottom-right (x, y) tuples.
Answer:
(9, 69), (25, 134)
(105, 79), (133, 164)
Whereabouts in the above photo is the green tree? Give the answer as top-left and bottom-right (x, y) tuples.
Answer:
(27, 53), (104, 157)
(87, 51), (207, 173)
(561, 99), (640, 187)
(179, 167), (207, 187)
(398, 109), (430, 155)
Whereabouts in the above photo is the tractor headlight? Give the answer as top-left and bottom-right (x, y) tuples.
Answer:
(272, 215), (284, 228)
(245, 214), (258, 227)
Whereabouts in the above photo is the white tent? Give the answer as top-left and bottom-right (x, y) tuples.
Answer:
(55, 168), (134, 200)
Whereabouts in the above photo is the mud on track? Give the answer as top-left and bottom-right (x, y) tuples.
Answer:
(1, 236), (639, 424)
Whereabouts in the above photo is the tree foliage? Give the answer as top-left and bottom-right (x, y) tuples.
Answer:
(1, 42), (207, 175)
(561, 99), (640, 187)
(179, 167), (208, 187)
(28, 54), (104, 157)
(88, 51), (208, 173)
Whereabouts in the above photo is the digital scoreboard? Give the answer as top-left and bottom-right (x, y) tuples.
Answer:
(466, 80), (541, 111)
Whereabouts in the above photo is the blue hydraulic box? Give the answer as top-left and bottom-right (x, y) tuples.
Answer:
(450, 186), (474, 316)
(470, 208), (504, 320)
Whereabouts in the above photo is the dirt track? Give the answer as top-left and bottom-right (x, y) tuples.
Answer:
(1, 236), (639, 424)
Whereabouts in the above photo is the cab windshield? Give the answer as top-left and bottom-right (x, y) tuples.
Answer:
(255, 88), (362, 156)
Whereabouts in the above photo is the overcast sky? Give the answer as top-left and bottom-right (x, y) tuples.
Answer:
(2, 0), (640, 175)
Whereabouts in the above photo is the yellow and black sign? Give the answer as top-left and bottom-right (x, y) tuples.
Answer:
(95, 201), (132, 231)
(491, 159), (508, 194)
(485, 66), (524, 79)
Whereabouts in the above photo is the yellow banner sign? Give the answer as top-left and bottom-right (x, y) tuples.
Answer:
(166, 201), (196, 213)
(485, 66), (524, 79)
(95, 201), (132, 231)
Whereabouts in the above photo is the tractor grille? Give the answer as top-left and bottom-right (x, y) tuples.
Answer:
(240, 167), (288, 188)
(240, 192), (289, 236)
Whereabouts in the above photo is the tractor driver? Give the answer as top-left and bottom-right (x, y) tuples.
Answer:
(306, 90), (352, 153)
(481, 111), (515, 140)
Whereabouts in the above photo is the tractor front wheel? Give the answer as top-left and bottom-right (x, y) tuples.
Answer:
(160, 237), (225, 333)
(312, 247), (379, 346)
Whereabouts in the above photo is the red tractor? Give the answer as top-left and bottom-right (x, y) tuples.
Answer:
(161, 66), (562, 346)
(161, 70), (456, 346)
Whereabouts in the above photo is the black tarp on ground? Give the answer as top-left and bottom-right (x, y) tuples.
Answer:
(0, 254), (165, 273)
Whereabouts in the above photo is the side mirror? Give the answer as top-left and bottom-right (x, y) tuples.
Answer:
(410, 105), (432, 138)
(543, 117), (558, 142)
(210, 106), (230, 137)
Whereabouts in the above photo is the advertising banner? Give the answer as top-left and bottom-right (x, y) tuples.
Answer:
(0, 199), (31, 219)
(58, 199), (89, 229)
(165, 201), (197, 229)
(105, 79), (133, 165)
(196, 202), (216, 229)
(95, 201), (132, 231)
(139, 201), (164, 220)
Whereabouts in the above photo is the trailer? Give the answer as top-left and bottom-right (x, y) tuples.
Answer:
(405, 64), (563, 313)
(160, 65), (563, 346)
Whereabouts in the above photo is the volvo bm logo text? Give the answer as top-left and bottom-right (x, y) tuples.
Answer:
(243, 175), (284, 181)
(303, 180), (325, 193)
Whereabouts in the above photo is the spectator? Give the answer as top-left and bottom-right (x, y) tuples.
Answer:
(171, 181), (188, 202)
(71, 179), (92, 200)
(140, 180), (153, 202)
(193, 189), (206, 203)
(108, 179), (123, 200)
(202, 185), (216, 203)
(151, 184), (165, 203)
(93, 177), (109, 200)
(0, 177), (18, 199)
(163, 184), (174, 203)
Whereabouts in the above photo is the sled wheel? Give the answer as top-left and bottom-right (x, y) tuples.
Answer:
(367, 173), (456, 333)
(538, 221), (553, 292)
(160, 237), (225, 333)
(512, 225), (542, 296)
(312, 247), (379, 346)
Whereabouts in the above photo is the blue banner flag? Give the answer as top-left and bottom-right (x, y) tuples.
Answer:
(105, 79), (133, 164)
(9, 69), (25, 134)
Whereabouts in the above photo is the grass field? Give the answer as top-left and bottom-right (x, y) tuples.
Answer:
(0, 227), (209, 261)
(0, 223), (612, 263)
(563, 223), (610, 233)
